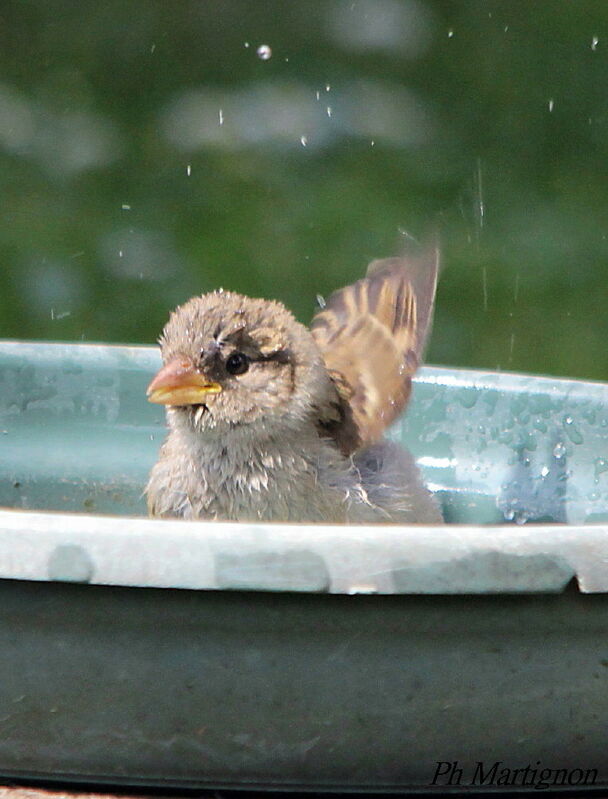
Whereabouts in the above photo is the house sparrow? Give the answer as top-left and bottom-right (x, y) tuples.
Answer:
(146, 247), (443, 524)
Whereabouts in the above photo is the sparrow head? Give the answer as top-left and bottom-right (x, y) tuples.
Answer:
(147, 289), (335, 433)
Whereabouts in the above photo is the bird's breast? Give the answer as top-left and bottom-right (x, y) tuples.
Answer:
(155, 428), (351, 523)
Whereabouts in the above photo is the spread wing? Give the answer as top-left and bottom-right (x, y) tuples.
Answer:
(310, 244), (439, 454)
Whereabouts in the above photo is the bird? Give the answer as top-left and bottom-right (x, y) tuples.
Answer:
(145, 246), (443, 524)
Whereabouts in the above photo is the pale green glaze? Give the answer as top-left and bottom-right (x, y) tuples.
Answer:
(1, 340), (606, 524)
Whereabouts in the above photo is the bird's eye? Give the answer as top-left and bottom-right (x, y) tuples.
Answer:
(225, 352), (250, 375)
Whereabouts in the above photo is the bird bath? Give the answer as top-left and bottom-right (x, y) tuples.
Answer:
(0, 340), (607, 791)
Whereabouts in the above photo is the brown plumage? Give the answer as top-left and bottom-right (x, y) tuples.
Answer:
(311, 248), (439, 454)
(145, 245), (443, 524)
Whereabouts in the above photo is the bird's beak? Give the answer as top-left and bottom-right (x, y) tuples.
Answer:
(147, 359), (222, 405)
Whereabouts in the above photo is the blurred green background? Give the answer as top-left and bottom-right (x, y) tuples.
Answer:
(1, 0), (607, 381)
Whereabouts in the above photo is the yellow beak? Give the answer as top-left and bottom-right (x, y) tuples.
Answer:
(147, 358), (222, 406)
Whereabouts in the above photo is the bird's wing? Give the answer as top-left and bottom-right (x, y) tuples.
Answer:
(310, 244), (440, 454)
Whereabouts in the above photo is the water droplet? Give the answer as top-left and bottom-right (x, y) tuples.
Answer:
(564, 419), (583, 444)
(316, 294), (326, 309)
(315, 90), (320, 101)
(595, 458), (608, 478)
(498, 429), (513, 445)
(540, 466), (550, 478)
(325, 84), (331, 92)
(582, 408), (596, 424)
(447, 29), (454, 38)
(456, 389), (478, 409)
(219, 108), (224, 126)
(300, 135), (307, 147)
(326, 106), (332, 118)
(548, 98), (554, 112)
(553, 442), (566, 459)
(121, 203), (131, 210)
(592, 36), (599, 50)
(186, 164), (191, 177)
(244, 42), (250, 49)
(256, 44), (272, 60)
